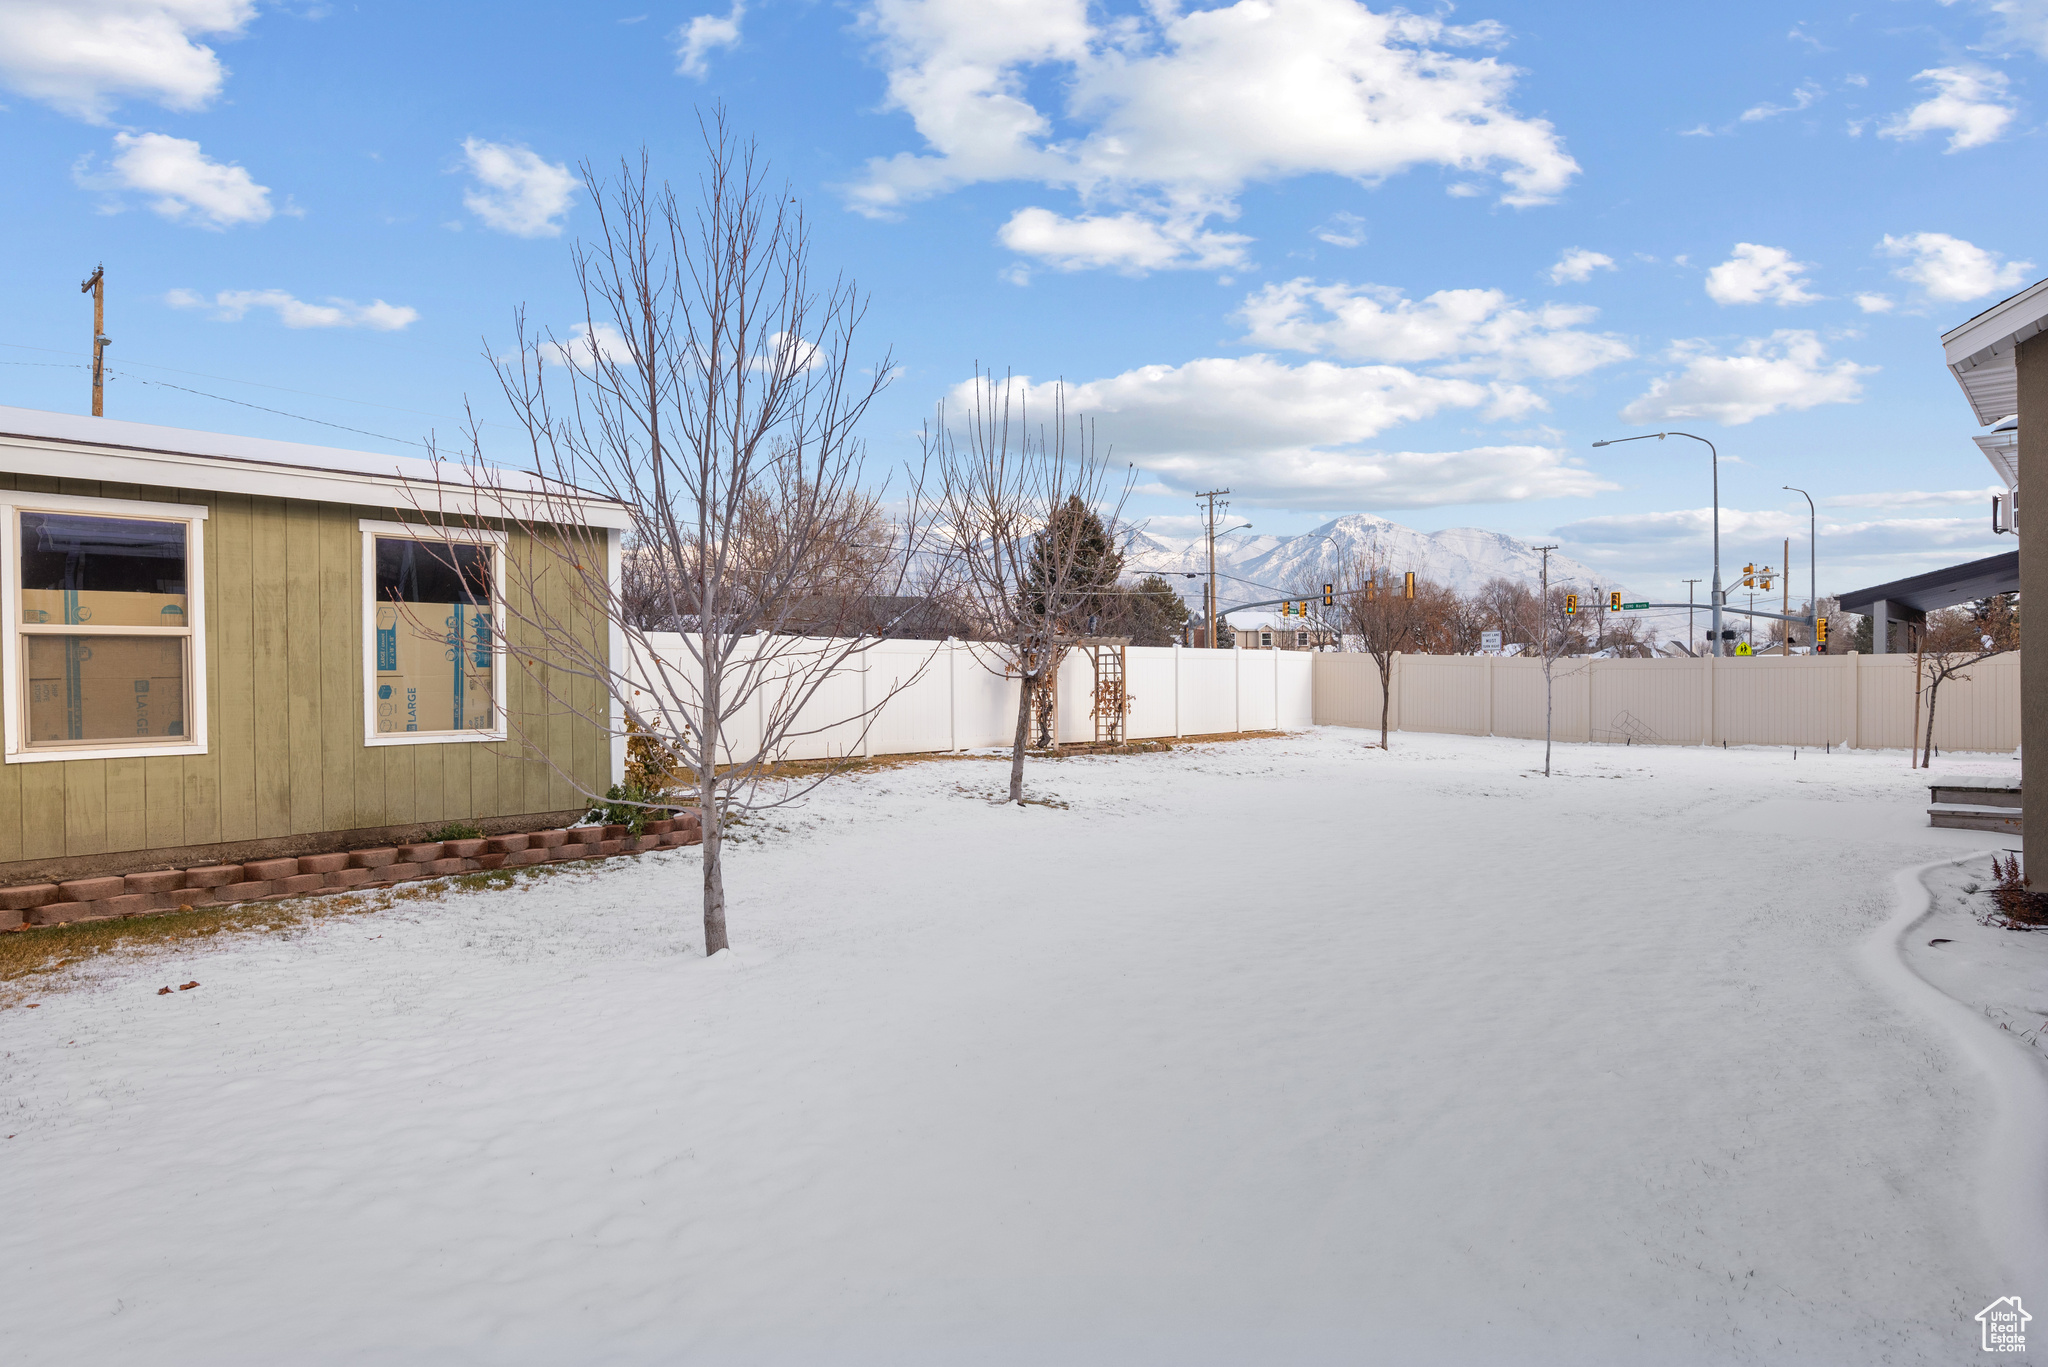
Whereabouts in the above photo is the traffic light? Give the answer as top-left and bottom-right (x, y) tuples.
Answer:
(1364, 579), (1376, 601)
(1322, 582), (1334, 607)
(1564, 593), (1578, 615)
(1403, 571), (1415, 600)
(1760, 567), (1774, 591)
(1816, 617), (1829, 645)
(1609, 591), (1621, 611)
(1741, 563), (1755, 589)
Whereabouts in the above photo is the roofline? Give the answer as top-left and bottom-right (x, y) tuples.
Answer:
(0, 426), (634, 530)
(1942, 276), (2048, 425)
(1834, 550), (2020, 613)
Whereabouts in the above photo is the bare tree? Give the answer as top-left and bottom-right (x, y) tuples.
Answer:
(927, 371), (1129, 803)
(1916, 595), (2019, 767)
(444, 117), (936, 956)
(1337, 549), (1427, 749)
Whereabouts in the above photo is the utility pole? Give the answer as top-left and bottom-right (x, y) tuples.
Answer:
(1682, 578), (1702, 655)
(80, 265), (109, 416)
(1781, 536), (1791, 656)
(1196, 488), (1229, 649)
(1536, 543), (1558, 777)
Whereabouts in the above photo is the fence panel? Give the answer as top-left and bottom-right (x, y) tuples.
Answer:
(1126, 646), (1180, 739)
(1179, 650), (1239, 734)
(1238, 650), (1278, 731)
(1277, 652), (1315, 730)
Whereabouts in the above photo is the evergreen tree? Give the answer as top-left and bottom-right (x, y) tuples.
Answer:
(1022, 494), (1123, 631)
(1120, 574), (1191, 646)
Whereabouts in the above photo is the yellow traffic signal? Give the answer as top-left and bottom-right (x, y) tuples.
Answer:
(1403, 571), (1415, 600)
(1742, 563), (1755, 588)
(1564, 592), (1578, 615)
(1365, 579), (1376, 601)
(1817, 617), (1829, 644)
(1322, 583), (1334, 607)
(1609, 591), (1621, 611)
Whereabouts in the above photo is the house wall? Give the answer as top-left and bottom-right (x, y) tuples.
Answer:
(0, 474), (610, 865)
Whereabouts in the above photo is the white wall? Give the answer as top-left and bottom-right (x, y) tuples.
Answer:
(1311, 651), (2022, 752)
(631, 636), (1313, 761)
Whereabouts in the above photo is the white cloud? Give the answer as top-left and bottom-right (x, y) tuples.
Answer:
(1740, 81), (1823, 122)
(545, 321), (633, 369)
(167, 288), (417, 330)
(677, 0), (743, 79)
(81, 131), (272, 227)
(1313, 211), (1368, 248)
(460, 138), (577, 237)
(1879, 231), (2034, 302)
(1239, 278), (1632, 380)
(1854, 292), (1895, 313)
(851, 0), (1577, 267)
(1703, 243), (1821, 306)
(1620, 331), (1875, 426)
(1558, 506), (2006, 584)
(1879, 67), (2015, 152)
(947, 357), (1608, 508)
(1942, 0), (2048, 59)
(997, 207), (1251, 273)
(1547, 248), (1614, 285)
(0, 0), (255, 123)
(1823, 486), (2005, 508)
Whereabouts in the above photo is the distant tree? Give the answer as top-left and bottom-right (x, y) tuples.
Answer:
(1116, 573), (1191, 646)
(1026, 493), (1124, 632)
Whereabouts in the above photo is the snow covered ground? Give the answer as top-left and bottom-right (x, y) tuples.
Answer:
(1, 730), (2040, 1365)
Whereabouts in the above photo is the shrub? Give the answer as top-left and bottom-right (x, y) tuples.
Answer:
(585, 783), (664, 836)
(424, 821), (486, 842)
(1990, 853), (2048, 928)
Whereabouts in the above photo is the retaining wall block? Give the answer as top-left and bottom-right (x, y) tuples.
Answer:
(219, 881), (273, 902)
(280, 873), (327, 896)
(485, 834), (529, 854)
(567, 825), (604, 843)
(423, 858), (466, 877)
(59, 876), (126, 902)
(350, 848), (398, 869)
(170, 887), (217, 908)
(108, 893), (164, 917)
(399, 843), (443, 863)
(530, 830), (568, 849)
(298, 853), (351, 875)
(629, 835), (661, 853)
(443, 838), (487, 858)
(29, 902), (98, 925)
(504, 848), (547, 867)
(0, 885), (59, 911)
(243, 858), (299, 882)
(123, 870), (185, 895)
(472, 853), (507, 871)
(602, 824), (629, 841)
(0, 908), (22, 931)
(596, 839), (621, 856)
(645, 819), (675, 836)
(324, 867), (373, 889)
(184, 865), (242, 888)
(382, 862), (424, 882)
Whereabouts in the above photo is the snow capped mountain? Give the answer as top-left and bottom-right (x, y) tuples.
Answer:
(1123, 513), (1614, 614)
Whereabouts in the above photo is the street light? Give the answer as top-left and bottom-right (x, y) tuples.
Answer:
(1783, 485), (1816, 651)
(1593, 430), (1724, 655)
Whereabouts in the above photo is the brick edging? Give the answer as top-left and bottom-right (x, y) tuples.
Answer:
(0, 812), (703, 931)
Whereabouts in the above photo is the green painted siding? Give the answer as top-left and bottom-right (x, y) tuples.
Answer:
(2, 478), (609, 860)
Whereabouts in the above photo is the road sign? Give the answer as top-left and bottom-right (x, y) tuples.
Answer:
(1481, 630), (1503, 651)
(1735, 641), (1753, 656)
(1621, 601), (1649, 610)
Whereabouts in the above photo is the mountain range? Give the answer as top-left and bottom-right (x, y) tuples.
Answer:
(1122, 514), (1616, 617)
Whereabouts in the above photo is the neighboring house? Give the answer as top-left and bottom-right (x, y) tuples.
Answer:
(1239, 622), (1337, 651)
(0, 406), (630, 882)
(1941, 276), (2045, 876)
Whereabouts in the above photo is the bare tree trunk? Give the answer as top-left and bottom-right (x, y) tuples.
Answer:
(701, 785), (729, 953)
(1009, 668), (1032, 801)
(1378, 658), (1392, 749)
(1922, 677), (1940, 769)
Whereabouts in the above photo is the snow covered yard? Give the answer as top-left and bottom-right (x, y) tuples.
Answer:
(1, 730), (2039, 1365)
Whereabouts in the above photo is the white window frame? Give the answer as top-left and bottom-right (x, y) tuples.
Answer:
(0, 492), (210, 764)
(360, 518), (508, 747)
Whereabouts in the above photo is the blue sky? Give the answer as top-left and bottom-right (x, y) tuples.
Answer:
(0, 0), (2039, 601)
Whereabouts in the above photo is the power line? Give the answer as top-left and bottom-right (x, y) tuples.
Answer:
(108, 370), (431, 449)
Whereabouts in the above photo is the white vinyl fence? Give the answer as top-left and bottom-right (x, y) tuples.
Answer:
(632, 635), (1314, 763)
(1312, 651), (2023, 753)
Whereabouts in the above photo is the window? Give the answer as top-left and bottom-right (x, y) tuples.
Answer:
(1296, 630), (1308, 647)
(1259, 631), (1272, 648)
(360, 521), (505, 745)
(3, 496), (209, 763)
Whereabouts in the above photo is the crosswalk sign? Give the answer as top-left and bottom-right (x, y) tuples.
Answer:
(1735, 641), (1753, 656)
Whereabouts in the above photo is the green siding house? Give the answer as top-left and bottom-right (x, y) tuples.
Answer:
(0, 406), (629, 882)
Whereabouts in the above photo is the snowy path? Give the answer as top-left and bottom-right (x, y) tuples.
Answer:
(0, 731), (2037, 1365)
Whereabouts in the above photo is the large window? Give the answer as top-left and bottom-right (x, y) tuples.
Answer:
(360, 521), (505, 745)
(3, 497), (208, 762)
